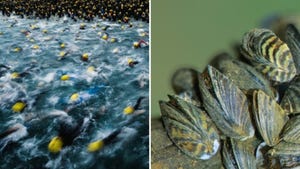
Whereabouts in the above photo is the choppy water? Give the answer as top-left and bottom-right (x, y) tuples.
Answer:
(0, 15), (149, 169)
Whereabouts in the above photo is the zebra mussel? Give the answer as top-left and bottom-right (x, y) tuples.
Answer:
(159, 23), (300, 168)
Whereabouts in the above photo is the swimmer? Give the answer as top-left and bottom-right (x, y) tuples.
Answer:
(123, 96), (146, 115)
(101, 25), (110, 31)
(0, 123), (28, 151)
(79, 23), (86, 30)
(87, 128), (122, 152)
(10, 65), (35, 79)
(133, 40), (148, 48)
(128, 58), (139, 68)
(48, 117), (89, 153)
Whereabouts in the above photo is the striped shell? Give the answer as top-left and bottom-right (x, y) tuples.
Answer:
(252, 90), (289, 146)
(198, 66), (255, 140)
(281, 115), (300, 144)
(286, 24), (300, 74)
(222, 138), (257, 169)
(241, 28), (296, 82)
(280, 76), (300, 114)
(210, 53), (275, 98)
(160, 95), (220, 160)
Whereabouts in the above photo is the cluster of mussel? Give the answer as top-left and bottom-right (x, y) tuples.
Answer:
(159, 23), (300, 168)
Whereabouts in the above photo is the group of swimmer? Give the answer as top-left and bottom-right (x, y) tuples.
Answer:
(1, 95), (145, 153)
(0, 16), (149, 158)
(0, 0), (149, 22)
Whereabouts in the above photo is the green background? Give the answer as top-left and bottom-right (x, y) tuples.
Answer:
(151, 1), (300, 117)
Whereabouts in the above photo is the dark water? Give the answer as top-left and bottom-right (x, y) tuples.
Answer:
(0, 15), (149, 169)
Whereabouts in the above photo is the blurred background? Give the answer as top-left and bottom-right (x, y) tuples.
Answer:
(151, 1), (300, 117)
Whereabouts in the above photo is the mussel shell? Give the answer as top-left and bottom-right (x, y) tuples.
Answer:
(268, 141), (300, 168)
(210, 53), (275, 98)
(198, 65), (255, 140)
(159, 95), (220, 160)
(252, 90), (289, 146)
(281, 115), (300, 144)
(280, 76), (300, 114)
(286, 24), (300, 74)
(171, 68), (202, 105)
(241, 28), (296, 83)
(222, 138), (257, 169)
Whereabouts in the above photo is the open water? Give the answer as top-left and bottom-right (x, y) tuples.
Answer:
(0, 15), (149, 169)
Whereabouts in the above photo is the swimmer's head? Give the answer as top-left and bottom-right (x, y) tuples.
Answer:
(60, 43), (65, 48)
(82, 53), (89, 61)
(102, 34), (108, 40)
(48, 136), (63, 153)
(32, 45), (39, 49)
(87, 66), (95, 73)
(11, 72), (20, 79)
(59, 51), (66, 57)
(110, 38), (116, 43)
(124, 106), (134, 115)
(133, 42), (140, 48)
(60, 74), (70, 81)
(70, 93), (80, 103)
(12, 101), (26, 112)
(87, 140), (104, 152)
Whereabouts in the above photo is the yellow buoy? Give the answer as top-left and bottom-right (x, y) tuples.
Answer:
(60, 74), (70, 81)
(87, 140), (104, 152)
(48, 136), (63, 153)
(124, 106), (134, 115)
(12, 101), (26, 112)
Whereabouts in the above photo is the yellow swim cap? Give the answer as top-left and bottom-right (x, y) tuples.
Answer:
(11, 72), (20, 79)
(102, 34), (108, 40)
(59, 51), (66, 57)
(29, 39), (35, 43)
(124, 106), (134, 115)
(87, 140), (104, 152)
(70, 93), (79, 102)
(48, 136), (63, 153)
(60, 75), (70, 81)
(60, 43), (65, 48)
(82, 53), (89, 61)
(14, 47), (21, 52)
(97, 32), (102, 36)
(133, 42), (140, 48)
(127, 58), (134, 64)
(12, 101), (26, 112)
(42, 29), (48, 33)
(32, 45), (39, 49)
(110, 38), (116, 43)
(87, 66), (95, 73)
